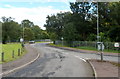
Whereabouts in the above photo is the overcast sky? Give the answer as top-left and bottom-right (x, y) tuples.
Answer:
(0, 0), (75, 30)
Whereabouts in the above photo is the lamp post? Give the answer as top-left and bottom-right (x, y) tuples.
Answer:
(61, 37), (64, 46)
(20, 21), (24, 48)
(96, 1), (100, 42)
(96, 1), (104, 61)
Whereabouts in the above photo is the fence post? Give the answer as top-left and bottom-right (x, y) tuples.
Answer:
(21, 48), (22, 54)
(2, 52), (4, 62)
(101, 52), (103, 61)
(12, 50), (14, 58)
(18, 49), (20, 56)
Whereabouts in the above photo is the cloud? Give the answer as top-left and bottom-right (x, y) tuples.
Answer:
(0, 0), (76, 2)
(0, 5), (70, 30)
(4, 4), (13, 8)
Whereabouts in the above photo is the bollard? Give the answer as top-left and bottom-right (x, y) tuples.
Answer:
(12, 50), (14, 58)
(2, 52), (4, 62)
(101, 52), (103, 61)
(18, 49), (20, 56)
(22, 48), (24, 52)
(21, 48), (22, 54)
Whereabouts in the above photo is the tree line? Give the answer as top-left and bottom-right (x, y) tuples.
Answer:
(44, 2), (120, 44)
(1, 17), (49, 44)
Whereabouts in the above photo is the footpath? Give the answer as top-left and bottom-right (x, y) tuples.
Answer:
(48, 45), (120, 78)
(1, 44), (39, 76)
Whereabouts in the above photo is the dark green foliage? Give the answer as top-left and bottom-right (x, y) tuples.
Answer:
(45, 2), (120, 42)
(2, 17), (50, 43)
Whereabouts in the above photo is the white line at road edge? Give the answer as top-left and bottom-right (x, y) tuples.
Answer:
(74, 56), (87, 62)
(0, 53), (40, 76)
(61, 52), (87, 62)
(61, 52), (96, 78)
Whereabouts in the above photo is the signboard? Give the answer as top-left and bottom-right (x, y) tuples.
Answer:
(20, 38), (24, 42)
(114, 43), (119, 47)
(97, 42), (104, 51)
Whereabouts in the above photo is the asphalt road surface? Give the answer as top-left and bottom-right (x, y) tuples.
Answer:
(5, 43), (118, 77)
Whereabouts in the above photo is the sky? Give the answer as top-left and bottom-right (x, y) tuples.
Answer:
(0, 0), (75, 30)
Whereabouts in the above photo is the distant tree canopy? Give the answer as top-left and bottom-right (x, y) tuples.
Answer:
(45, 2), (120, 42)
(1, 17), (49, 44)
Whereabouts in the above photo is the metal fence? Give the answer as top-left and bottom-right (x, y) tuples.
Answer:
(55, 41), (120, 51)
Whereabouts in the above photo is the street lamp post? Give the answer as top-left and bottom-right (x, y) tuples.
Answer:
(61, 37), (64, 46)
(97, 2), (99, 42)
(96, 1), (104, 61)
(21, 21), (24, 48)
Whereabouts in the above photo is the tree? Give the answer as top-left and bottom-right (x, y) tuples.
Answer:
(2, 17), (21, 44)
(31, 25), (42, 40)
(22, 19), (34, 28)
(70, 2), (97, 41)
(98, 2), (120, 42)
(108, 26), (120, 42)
(0, 21), (2, 42)
(63, 22), (77, 46)
(24, 27), (34, 41)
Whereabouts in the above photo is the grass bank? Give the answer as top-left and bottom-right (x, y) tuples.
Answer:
(49, 43), (119, 53)
(0, 43), (26, 64)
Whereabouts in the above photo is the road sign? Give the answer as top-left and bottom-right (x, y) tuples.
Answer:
(101, 43), (104, 51)
(61, 37), (64, 40)
(97, 42), (104, 51)
(20, 38), (24, 42)
(114, 43), (119, 47)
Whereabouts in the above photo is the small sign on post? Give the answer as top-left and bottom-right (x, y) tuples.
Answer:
(114, 43), (119, 47)
(20, 38), (24, 43)
(114, 42), (119, 52)
(97, 42), (104, 61)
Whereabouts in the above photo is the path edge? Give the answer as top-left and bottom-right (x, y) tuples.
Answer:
(1, 53), (40, 76)
(87, 60), (97, 79)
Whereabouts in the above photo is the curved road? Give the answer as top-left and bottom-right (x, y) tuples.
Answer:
(5, 43), (118, 77)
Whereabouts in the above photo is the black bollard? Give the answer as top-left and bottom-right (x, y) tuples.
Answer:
(2, 52), (4, 62)
(18, 49), (20, 56)
(101, 52), (103, 61)
(12, 50), (14, 58)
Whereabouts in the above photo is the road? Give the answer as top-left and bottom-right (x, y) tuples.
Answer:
(5, 43), (118, 77)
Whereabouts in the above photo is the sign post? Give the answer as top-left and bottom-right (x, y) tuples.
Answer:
(61, 37), (64, 46)
(20, 38), (24, 48)
(114, 43), (119, 52)
(97, 42), (104, 61)
(114, 43), (119, 48)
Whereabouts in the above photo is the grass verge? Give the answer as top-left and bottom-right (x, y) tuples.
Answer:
(0, 43), (26, 64)
(49, 43), (119, 53)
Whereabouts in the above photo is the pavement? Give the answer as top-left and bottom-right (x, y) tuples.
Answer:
(89, 59), (119, 77)
(1, 43), (119, 78)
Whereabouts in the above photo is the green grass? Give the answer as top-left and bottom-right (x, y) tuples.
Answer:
(49, 43), (120, 53)
(76, 46), (97, 51)
(36, 41), (51, 43)
(76, 46), (119, 53)
(0, 43), (26, 64)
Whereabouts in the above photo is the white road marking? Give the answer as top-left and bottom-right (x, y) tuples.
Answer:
(61, 52), (87, 63)
(74, 55), (87, 62)
(0, 53), (40, 76)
